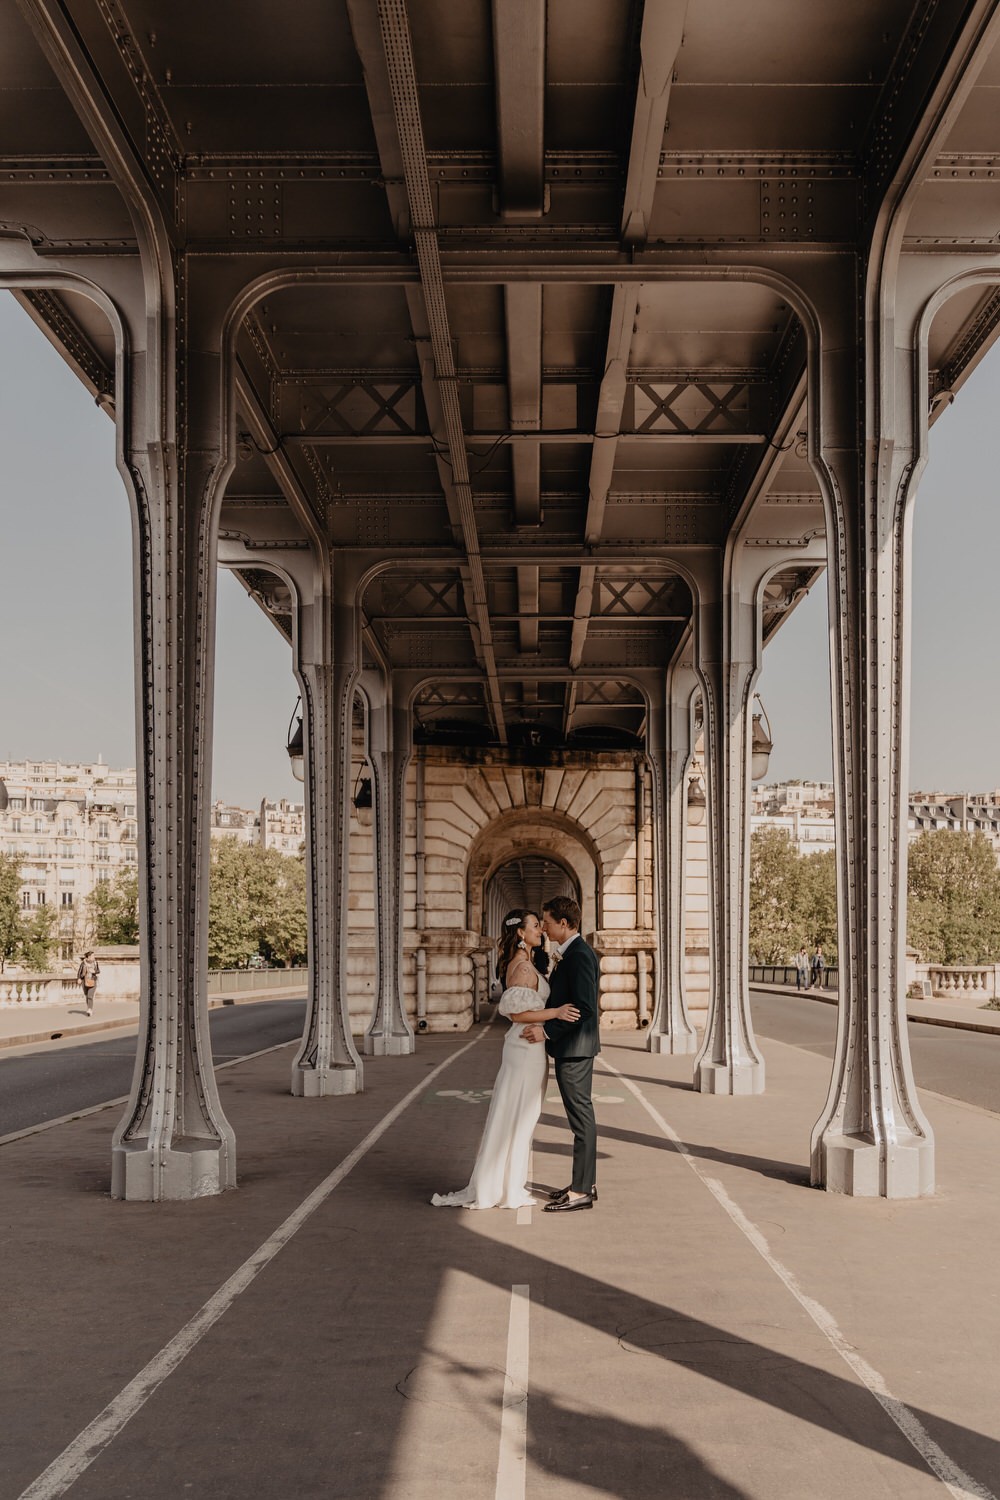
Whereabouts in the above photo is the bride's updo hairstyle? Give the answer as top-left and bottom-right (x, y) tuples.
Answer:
(497, 909), (537, 985)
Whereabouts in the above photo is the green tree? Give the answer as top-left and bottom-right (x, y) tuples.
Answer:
(86, 867), (140, 944)
(748, 827), (802, 963)
(907, 830), (1000, 963)
(797, 848), (838, 963)
(748, 829), (839, 965)
(207, 840), (306, 970)
(259, 848), (308, 967)
(18, 903), (57, 970)
(0, 851), (23, 973)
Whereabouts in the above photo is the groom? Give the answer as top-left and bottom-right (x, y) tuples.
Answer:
(525, 895), (600, 1213)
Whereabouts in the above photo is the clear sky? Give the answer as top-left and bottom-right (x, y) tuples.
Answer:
(1, 290), (998, 800)
(756, 346), (1000, 791)
(0, 294), (300, 808)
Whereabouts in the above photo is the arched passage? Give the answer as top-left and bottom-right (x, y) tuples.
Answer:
(466, 808), (602, 940)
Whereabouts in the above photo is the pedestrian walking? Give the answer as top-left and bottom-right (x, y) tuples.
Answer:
(794, 946), (810, 991)
(810, 943), (826, 992)
(77, 949), (100, 1015)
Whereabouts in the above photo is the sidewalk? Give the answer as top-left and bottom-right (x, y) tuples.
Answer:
(752, 979), (1000, 1034)
(0, 985), (307, 1050)
(1, 1025), (997, 1499)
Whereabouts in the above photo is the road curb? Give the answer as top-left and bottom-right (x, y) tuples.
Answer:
(0, 989), (307, 1052)
(750, 982), (1000, 1035)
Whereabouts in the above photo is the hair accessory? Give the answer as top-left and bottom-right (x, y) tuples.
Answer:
(504, 914), (522, 929)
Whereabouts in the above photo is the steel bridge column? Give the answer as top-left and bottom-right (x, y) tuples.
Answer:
(111, 283), (236, 1200)
(291, 568), (364, 1096)
(364, 674), (416, 1056)
(693, 584), (765, 1095)
(647, 666), (698, 1055)
(809, 280), (934, 1197)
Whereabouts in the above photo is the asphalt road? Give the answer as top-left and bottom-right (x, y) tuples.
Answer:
(3, 992), (995, 1141)
(0, 999), (306, 1139)
(751, 988), (1000, 1115)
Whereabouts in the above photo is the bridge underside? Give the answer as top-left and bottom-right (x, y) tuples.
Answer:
(3, 0), (1000, 1198)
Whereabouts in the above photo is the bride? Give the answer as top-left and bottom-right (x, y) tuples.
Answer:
(431, 909), (580, 1209)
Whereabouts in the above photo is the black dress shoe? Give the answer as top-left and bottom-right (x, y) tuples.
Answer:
(549, 1185), (597, 1204)
(543, 1194), (593, 1213)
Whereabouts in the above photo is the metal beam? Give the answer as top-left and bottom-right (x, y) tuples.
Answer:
(281, 431), (765, 447)
(621, 0), (690, 245)
(347, 0), (507, 744)
(492, 0), (546, 218)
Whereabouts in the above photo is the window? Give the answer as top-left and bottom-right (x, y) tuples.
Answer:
(9, 797), (24, 811)
(61, 819), (73, 836)
(95, 847), (111, 862)
(37, 891), (46, 905)
(98, 820), (109, 840)
(96, 868), (110, 883)
(33, 818), (44, 834)
(124, 804), (136, 817)
(21, 891), (30, 909)
(31, 798), (45, 811)
(123, 847), (137, 864)
(60, 943), (74, 961)
(10, 819), (20, 834)
(60, 892), (73, 907)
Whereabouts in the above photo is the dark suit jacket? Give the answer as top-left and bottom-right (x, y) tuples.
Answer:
(544, 936), (600, 1059)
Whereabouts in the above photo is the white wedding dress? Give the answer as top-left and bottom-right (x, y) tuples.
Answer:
(431, 976), (550, 1209)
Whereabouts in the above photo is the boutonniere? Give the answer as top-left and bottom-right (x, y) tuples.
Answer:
(550, 950), (562, 968)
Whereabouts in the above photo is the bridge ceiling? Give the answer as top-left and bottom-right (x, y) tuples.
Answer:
(5, 0), (1000, 749)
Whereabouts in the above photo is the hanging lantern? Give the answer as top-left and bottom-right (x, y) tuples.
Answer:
(750, 697), (773, 782)
(687, 775), (706, 826)
(286, 701), (304, 783)
(353, 770), (373, 827)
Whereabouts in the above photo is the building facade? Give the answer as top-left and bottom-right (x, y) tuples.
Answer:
(753, 781), (1000, 863)
(0, 759), (138, 962)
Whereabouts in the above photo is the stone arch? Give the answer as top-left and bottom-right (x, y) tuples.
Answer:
(466, 808), (602, 936)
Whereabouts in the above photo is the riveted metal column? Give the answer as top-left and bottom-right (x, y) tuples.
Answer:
(111, 282), (236, 1200)
(694, 587), (765, 1095)
(647, 666), (698, 1055)
(291, 569), (364, 1096)
(809, 282), (933, 1197)
(364, 674), (415, 1056)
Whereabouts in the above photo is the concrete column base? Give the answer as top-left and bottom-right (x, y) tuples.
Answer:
(111, 1138), (235, 1201)
(291, 1061), (363, 1097)
(696, 1058), (765, 1095)
(815, 1132), (934, 1198)
(648, 1029), (698, 1056)
(364, 1031), (416, 1057)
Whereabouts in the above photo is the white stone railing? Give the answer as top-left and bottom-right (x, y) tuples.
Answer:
(925, 965), (997, 999)
(206, 966), (307, 995)
(0, 975), (63, 1007)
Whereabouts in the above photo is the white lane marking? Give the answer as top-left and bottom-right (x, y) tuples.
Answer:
(495, 1285), (530, 1500)
(516, 1149), (535, 1226)
(17, 1027), (492, 1500)
(0, 1041), (297, 1149)
(598, 1055), (996, 1500)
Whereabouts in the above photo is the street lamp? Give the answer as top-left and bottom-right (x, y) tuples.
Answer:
(286, 700), (304, 783)
(353, 769), (373, 827)
(750, 696), (773, 782)
(687, 775), (706, 826)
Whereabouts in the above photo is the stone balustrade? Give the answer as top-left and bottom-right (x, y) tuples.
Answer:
(0, 975), (64, 1006)
(926, 965), (996, 998)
